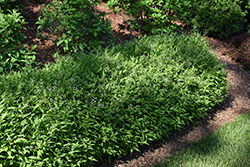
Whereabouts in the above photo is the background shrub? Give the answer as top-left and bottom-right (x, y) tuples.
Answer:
(186, 0), (247, 39)
(0, 8), (36, 73)
(106, 0), (192, 35)
(0, 0), (22, 14)
(239, 0), (250, 26)
(37, 0), (115, 54)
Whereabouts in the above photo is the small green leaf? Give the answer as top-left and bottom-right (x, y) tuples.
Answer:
(57, 40), (64, 46)
(62, 33), (67, 39)
(29, 156), (41, 160)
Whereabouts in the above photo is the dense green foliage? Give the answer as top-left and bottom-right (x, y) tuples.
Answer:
(186, 0), (247, 39)
(155, 112), (250, 167)
(0, 1), (237, 166)
(106, 0), (191, 35)
(0, 32), (229, 166)
(37, 0), (115, 54)
(0, 8), (36, 74)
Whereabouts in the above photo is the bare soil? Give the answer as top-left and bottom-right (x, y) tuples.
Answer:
(19, 1), (250, 167)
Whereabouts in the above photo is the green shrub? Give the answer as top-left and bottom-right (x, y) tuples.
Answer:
(186, 0), (247, 39)
(37, 0), (115, 54)
(106, 0), (192, 35)
(0, 32), (228, 166)
(240, 0), (250, 25)
(0, 8), (36, 74)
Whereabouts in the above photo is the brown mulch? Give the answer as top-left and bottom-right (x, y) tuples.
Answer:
(19, 1), (250, 167)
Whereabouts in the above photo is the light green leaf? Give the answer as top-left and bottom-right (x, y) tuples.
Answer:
(62, 33), (67, 39)
(57, 40), (64, 46)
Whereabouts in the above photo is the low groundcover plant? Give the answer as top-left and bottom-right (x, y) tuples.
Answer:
(0, 31), (228, 166)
